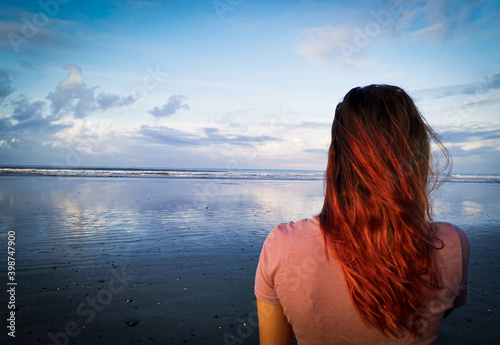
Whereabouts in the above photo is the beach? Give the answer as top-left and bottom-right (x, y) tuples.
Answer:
(0, 175), (499, 344)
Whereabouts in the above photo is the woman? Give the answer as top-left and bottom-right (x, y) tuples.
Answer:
(254, 85), (470, 345)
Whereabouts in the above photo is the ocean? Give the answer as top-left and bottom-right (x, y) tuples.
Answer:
(1, 166), (499, 183)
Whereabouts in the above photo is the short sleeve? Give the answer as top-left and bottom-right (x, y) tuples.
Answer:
(452, 225), (470, 308)
(254, 227), (281, 305)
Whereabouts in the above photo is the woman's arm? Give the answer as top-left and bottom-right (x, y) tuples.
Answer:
(257, 299), (293, 345)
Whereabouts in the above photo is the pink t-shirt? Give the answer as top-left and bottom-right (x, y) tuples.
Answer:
(255, 218), (470, 345)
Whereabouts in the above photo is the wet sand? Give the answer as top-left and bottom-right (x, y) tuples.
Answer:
(0, 176), (498, 344)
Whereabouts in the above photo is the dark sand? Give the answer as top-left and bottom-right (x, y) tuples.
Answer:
(0, 176), (498, 345)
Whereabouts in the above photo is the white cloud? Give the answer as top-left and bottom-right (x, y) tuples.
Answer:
(139, 125), (277, 147)
(52, 118), (120, 155)
(47, 64), (94, 118)
(60, 64), (84, 90)
(296, 0), (411, 67)
(2, 97), (66, 134)
(148, 94), (190, 118)
(406, 0), (500, 43)
(46, 64), (137, 118)
(96, 92), (135, 110)
(0, 139), (7, 147)
(298, 27), (356, 66)
(410, 22), (446, 41)
(447, 138), (500, 151)
(0, 20), (64, 54)
(297, 0), (498, 67)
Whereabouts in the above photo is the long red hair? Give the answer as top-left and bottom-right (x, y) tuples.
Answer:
(319, 85), (450, 338)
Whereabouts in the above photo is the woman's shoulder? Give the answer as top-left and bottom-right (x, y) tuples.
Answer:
(264, 217), (322, 247)
(433, 222), (470, 261)
(270, 217), (321, 237)
(260, 218), (326, 274)
(433, 222), (469, 245)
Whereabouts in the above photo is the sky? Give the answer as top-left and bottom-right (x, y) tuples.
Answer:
(0, 0), (499, 173)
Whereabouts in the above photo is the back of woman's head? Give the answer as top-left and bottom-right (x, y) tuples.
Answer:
(319, 84), (450, 339)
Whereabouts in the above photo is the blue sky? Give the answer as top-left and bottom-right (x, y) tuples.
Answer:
(0, 0), (499, 173)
